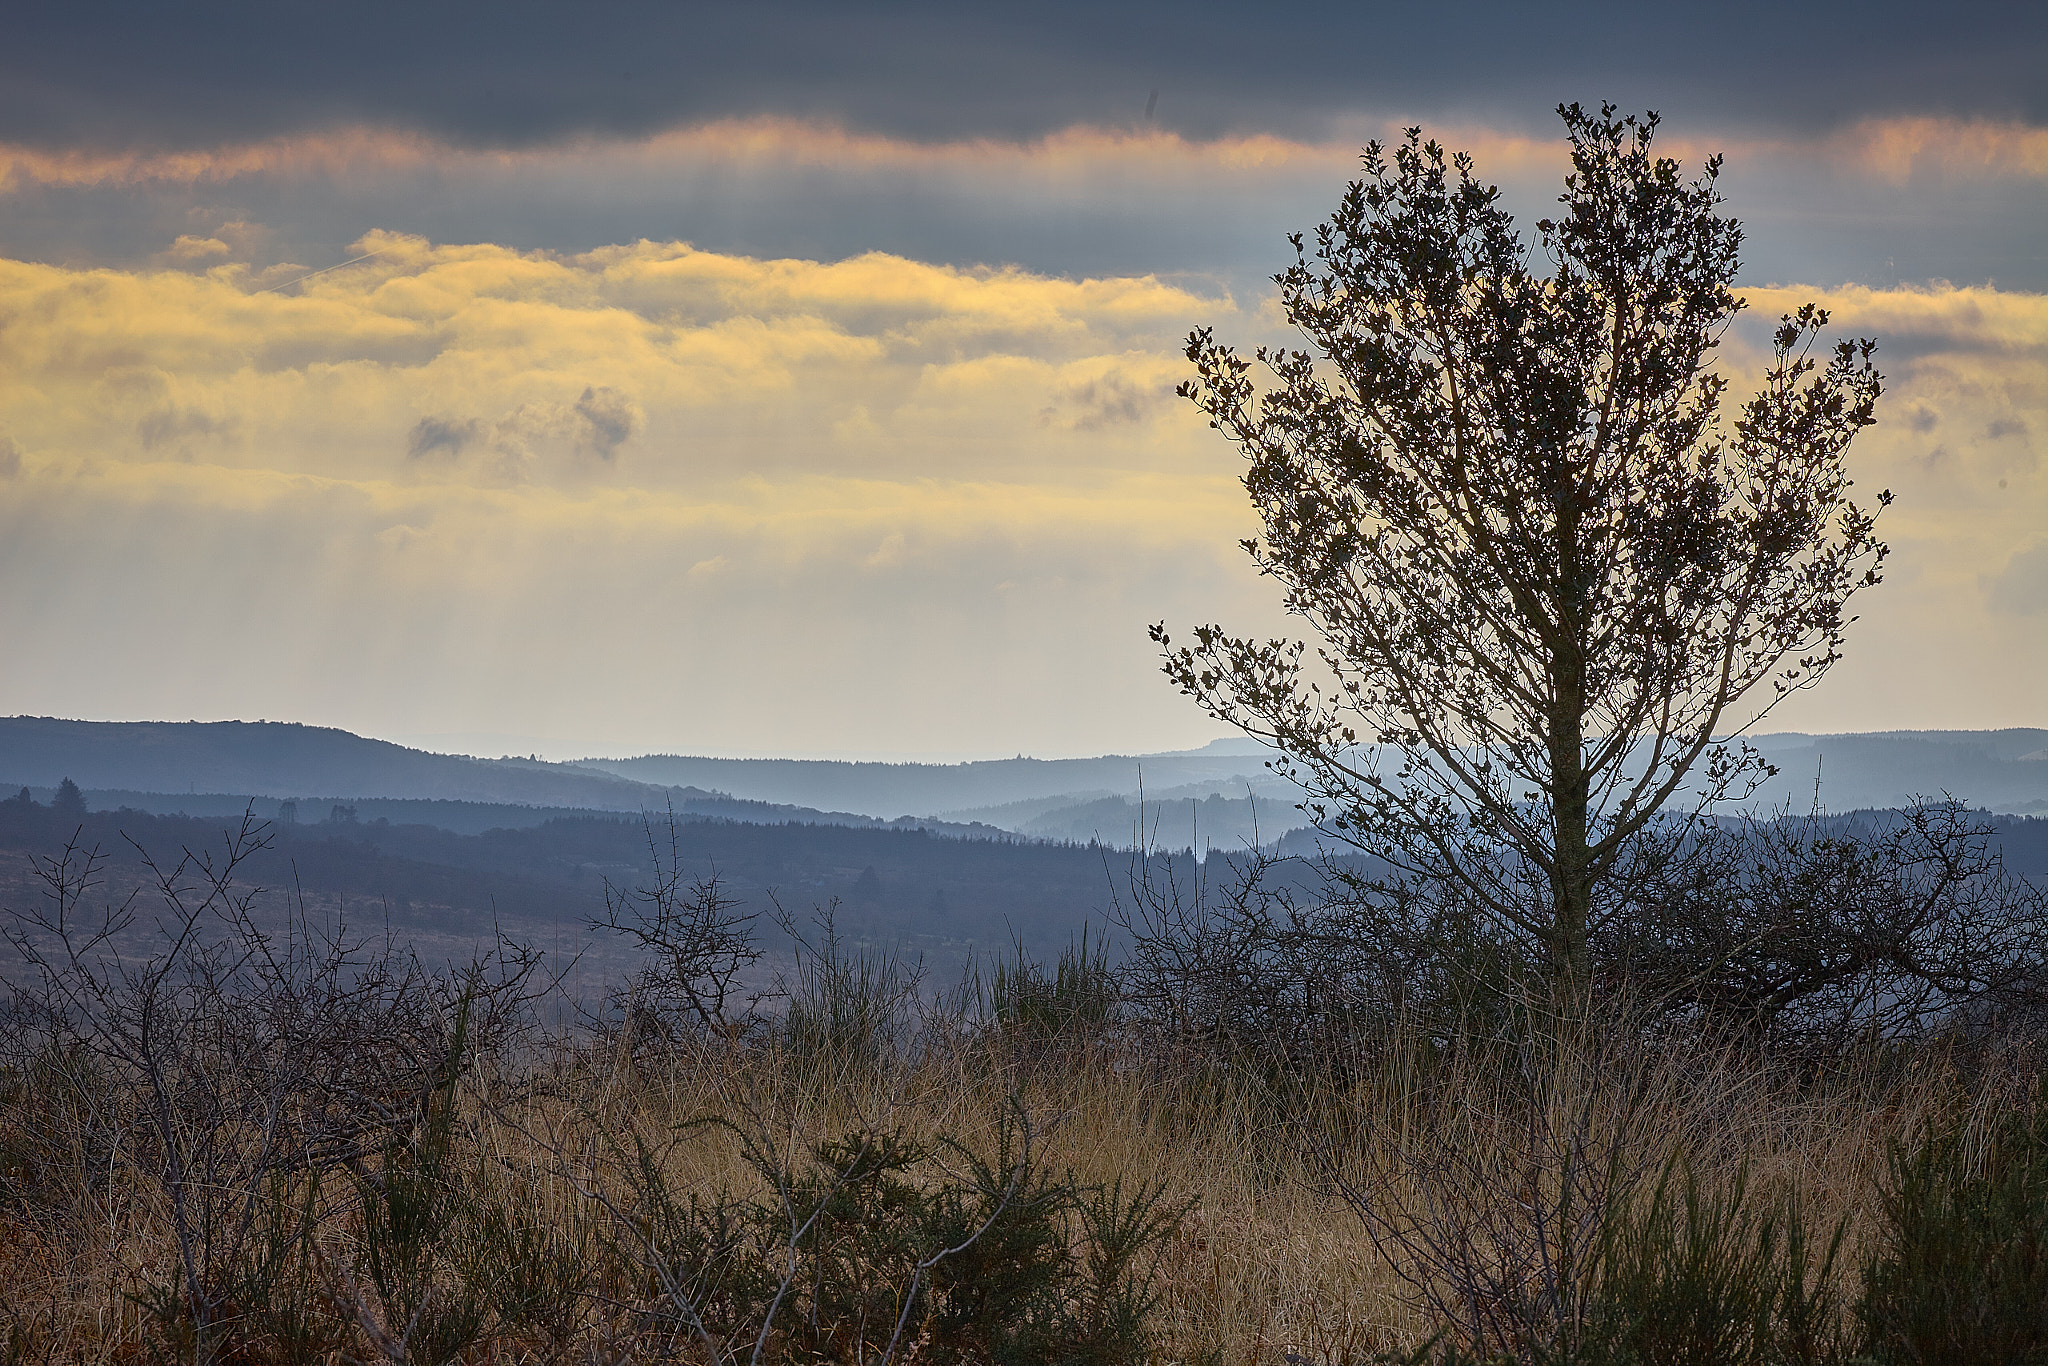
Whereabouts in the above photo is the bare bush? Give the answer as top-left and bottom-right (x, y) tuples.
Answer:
(0, 810), (546, 1361)
(1608, 798), (2048, 1046)
(589, 804), (764, 1051)
(1114, 800), (2048, 1066)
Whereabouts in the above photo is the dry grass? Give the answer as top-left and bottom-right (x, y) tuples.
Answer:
(0, 1005), (2035, 1366)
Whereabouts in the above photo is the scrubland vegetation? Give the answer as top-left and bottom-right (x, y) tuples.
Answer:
(4, 799), (2048, 1366)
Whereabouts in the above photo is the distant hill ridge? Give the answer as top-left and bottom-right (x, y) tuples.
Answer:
(0, 717), (666, 809)
(1744, 729), (2048, 813)
(574, 747), (1291, 816)
(3, 719), (2044, 834)
(571, 731), (2048, 818)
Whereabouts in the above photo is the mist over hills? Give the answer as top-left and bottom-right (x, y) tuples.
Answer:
(2, 719), (2045, 855)
(0, 718), (1307, 850)
(575, 742), (1291, 821)
(556, 733), (2048, 829)
(1744, 730), (2048, 815)
(1, 716), (2041, 987)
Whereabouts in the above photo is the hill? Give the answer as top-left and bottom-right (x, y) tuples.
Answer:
(1745, 729), (2048, 815)
(6, 719), (2046, 856)
(574, 744), (1293, 820)
(0, 717), (666, 809)
(0, 796), (1164, 981)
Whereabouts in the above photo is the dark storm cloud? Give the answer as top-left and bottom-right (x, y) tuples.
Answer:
(5, 0), (2042, 154)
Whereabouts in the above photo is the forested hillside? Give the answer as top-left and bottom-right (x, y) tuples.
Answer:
(0, 796), (1152, 974)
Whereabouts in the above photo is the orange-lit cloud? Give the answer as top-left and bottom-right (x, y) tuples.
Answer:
(0, 238), (1269, 754)
(6, 112), (2045, 199)
(0, 120), (1351, 194)
(1825, 118), (2048, 185)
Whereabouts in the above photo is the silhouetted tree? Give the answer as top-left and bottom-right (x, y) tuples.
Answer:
(854, 865), (883, 901)
(1162, 104), (1888, 986)
(51, 777), (86, 819)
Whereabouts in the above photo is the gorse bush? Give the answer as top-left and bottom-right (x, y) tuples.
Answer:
(771, 1120), (1179, 1365)
(349, 999), (494, 1366)
(1578, 1165), (1846, 1366)
(1856, 1084), (2048, 1363)
(773, 913), (924, 1077)
(589, 1090), (1187, 1365)
(1382, 1160), (1850, 1366)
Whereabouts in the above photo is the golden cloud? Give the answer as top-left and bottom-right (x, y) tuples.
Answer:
(1827, 118), (2048, 184)
(0, 119), (1351, 195)
(0, 243), (2040, 749)
(0, 239), (1226, 494)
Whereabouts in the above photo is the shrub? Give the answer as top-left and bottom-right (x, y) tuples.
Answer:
(589, 1099), (1187, 1366)
(1855, 1086), (2048, 1363)
(980, 928), (1119, 1059)
(1582, 1164), (1845, 1366)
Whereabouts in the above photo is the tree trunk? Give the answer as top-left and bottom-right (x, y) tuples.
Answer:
(1550, 496), (1593, 994)
(1549, 703), (1593, 992)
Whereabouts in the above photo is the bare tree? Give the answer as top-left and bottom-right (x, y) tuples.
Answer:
(1163, 104), (1888, 987)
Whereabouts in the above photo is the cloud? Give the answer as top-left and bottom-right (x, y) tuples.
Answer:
(573, 386), (640, 459)
(0, 237), (1221, 493)
(407, 415), (482, 459)
(167, 234), (230, 260)
(1828, 118), (2048, 184)
(0, 241), (2041, 750)
(2, 106), (2039, 314)
(1902, 402), (1940, 434)
(1988, 541), (2048, 616)
(9, 113), (2044, 201)
(0, 434), (18, 478)
(408, 392), (634, 470)
(1039, 366), (1172, 430)
(136, 405), (236, 451)
(1, 1), (2039, 156)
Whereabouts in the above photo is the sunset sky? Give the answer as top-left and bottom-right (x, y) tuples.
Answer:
(1, 1), (2042, 760)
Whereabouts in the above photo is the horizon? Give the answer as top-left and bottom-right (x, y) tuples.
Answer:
(5, 712), (2046, 773)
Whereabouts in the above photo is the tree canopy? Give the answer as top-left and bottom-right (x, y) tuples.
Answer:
(1159, 104), (1888, 984)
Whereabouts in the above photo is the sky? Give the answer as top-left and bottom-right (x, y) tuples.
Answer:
(0, 1), (2042, 760)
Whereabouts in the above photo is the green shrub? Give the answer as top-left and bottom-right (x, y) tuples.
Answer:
(126, 1172), (350, 1366)
(774, 919), (919, 1077)
(982, 929), (1119, 1058)
(602, 1101), (1187, 1365)
(1581, 1164), (1845, 1366)
(1855, 1091), (2048, 1364)
(356, 1038), (489, 1366)
(1383, 1162), (1847, 1366)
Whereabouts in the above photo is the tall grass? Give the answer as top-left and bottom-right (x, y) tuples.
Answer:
(4, 951), (2039, 1365)
(4, 809), (2043, 1364)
